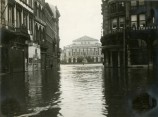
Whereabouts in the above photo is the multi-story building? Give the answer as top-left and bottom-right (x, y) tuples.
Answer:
(44, 3), (60, 69)
(0, 0), (33, 72)
(27, 0), (46, 71)
(101, 0), (158, 68)
(61, 36), (103, 64)
(0, 0), (60, 73)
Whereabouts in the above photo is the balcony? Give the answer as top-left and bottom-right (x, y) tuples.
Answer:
(101, 25), (158, 46)
(15, 25), (30, 40)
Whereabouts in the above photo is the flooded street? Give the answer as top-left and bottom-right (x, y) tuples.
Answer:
(0, 64), (158, 117)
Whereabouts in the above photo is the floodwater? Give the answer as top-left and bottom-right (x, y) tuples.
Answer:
(0, 64), (158, 117)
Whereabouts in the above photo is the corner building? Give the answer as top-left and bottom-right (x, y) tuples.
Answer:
(101, 0), (158, 68)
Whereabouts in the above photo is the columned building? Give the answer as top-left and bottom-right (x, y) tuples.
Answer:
(61, 36), (103, 64)
(101, 0), (158, 68)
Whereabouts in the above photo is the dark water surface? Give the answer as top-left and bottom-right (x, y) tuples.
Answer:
(0, 64), (158, 117)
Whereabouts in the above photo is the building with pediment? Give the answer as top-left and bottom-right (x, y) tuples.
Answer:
(61, 36), (103, 64)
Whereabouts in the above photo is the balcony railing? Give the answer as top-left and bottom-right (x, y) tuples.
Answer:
(101, 25), (158, 45)
(108, 26), (158, 34)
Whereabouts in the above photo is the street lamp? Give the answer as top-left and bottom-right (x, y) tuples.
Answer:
(122, 1), (127, 69)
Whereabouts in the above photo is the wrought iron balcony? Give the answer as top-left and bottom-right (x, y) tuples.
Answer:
(101, 25), (158, 46)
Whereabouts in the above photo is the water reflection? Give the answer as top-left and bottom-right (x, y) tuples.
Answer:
(1, 64), (158, 117)
(59, 64), (105, 117)
(0, 69), (61, 117)
(103, 68), (158, 117)
(1, 73), (27, 116)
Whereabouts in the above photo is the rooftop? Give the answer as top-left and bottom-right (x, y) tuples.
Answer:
(73, 36), (98, 42)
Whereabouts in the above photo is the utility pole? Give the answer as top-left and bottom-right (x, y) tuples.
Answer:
(121, 1), (126, 70)
(123, 1), (130, 70)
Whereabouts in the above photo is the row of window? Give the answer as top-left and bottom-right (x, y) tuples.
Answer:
(8, 5), (33, 32)
(131, 0), (144, 7)
(110, 2), (124, 13)
(81, 41), (90, 44)
(20, 0), (33, 8)
(71, 48), (101, 52)
(35, 27), (45, 43)
(34, 2), (44, 21)
(111, 14), (145, 30)
(69, 51), (101, 56)
(6, 1), (57, 45)
(109, 0), (144, 13)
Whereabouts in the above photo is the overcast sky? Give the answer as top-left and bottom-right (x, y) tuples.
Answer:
(45, 0), (102, 48)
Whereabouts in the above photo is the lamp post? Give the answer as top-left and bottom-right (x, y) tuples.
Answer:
(122, 1), (127, 70)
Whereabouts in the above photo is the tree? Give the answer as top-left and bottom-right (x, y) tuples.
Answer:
(86, 56), (94, 63)
(77, 57), (83, 63)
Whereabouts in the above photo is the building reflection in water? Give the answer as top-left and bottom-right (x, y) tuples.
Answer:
(102, 68), (158, 117)
(0, 73), (27, 116)
(1, 64), (158, 117)
(0, 69), (61, 117)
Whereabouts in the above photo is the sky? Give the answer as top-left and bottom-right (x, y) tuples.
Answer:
(45, 0), (102, 48)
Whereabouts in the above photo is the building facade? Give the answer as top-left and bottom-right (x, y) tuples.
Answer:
(27, 0), (46, 71)
(101, 0), (158, 68)
(0, 0), (33, 72)
(44, 3), (60, 69)
(0, 0), (60, 73)
(61, 36), (103, 64)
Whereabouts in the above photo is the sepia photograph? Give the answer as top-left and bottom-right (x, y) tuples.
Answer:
(0, 0), (158, 117)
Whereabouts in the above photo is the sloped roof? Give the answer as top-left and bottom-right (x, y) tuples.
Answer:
(73, 36), (98, 42)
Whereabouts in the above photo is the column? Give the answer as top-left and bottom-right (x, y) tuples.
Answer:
(110, 52), (113, 67)
(94, 57), (96, 62)
(128, 49), (131, 67)
(14, 4), (17, 28)
(21, 9), (23, 24)
(108, 52), (110, 66)
(5, 0), (8, 28)
(71, 58), (73, 63)
(98, 57), (101, 62)
(27, 13), (29, 30)
(118, 51), (120, 67)
(75, 58), (77, 63)
(66, 58), (69, 63)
